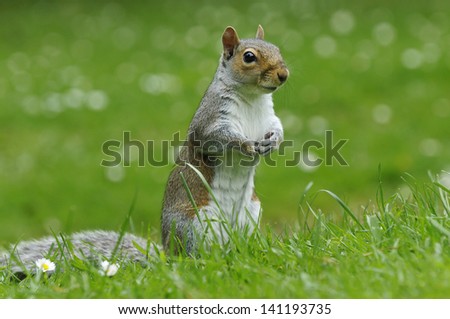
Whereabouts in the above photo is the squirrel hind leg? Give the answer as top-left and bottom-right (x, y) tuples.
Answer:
(161, 209), (197, 256)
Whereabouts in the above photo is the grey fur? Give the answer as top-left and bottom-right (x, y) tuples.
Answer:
(1, 230), (157, 274)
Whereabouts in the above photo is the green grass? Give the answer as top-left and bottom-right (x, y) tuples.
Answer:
(1, 178), (449, 298)
(1, 0), (450, 298)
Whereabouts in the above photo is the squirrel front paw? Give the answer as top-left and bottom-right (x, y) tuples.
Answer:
(256, 131), (281, 156)
(240, 140), (259, 156)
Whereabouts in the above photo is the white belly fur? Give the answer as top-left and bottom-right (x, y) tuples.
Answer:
(194, 93), (275, 244)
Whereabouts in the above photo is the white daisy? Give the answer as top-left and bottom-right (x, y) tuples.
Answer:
(35, 258), (56, 273)
(100, 260), (120, 277)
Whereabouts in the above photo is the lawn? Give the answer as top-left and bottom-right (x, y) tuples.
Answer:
(1, 178), (449, 298)
(1, 0), (449, 298)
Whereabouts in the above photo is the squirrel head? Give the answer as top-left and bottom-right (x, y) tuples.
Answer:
(221, 25), (289, 94)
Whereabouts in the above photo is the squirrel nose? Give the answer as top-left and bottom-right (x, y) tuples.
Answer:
(277, 68), (289, 83)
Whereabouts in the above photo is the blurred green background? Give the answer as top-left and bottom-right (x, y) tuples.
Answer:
(1, 0), (449, 245)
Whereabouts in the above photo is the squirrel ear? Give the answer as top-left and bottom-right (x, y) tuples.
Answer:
(222, 26), (240, 59)
(255, 25), (264, 40)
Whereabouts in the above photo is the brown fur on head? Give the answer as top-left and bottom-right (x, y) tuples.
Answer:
(221, 25), (289, 94)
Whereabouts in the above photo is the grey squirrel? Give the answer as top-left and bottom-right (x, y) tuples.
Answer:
(1, 25), (288, 274)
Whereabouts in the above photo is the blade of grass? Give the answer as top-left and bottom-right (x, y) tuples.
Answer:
(318, 189), (365, 230)
(110, 188), (138, 262)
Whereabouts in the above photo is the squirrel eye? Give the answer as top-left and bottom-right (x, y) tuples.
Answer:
(243, 51), (257, 63)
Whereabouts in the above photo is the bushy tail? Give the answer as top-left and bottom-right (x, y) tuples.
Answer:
(1, 230), (158, 276)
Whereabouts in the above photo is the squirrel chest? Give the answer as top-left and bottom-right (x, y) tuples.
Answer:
(225, 93), (275, 142)
(207, 94), (275, 220)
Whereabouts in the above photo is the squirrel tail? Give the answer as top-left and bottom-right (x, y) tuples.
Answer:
(1, 230), (158, 276)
